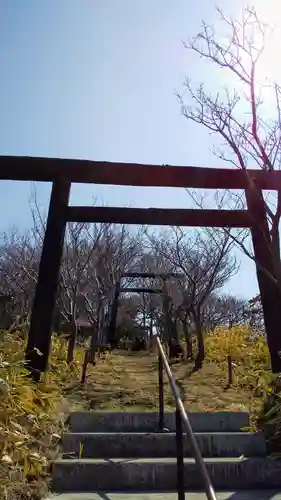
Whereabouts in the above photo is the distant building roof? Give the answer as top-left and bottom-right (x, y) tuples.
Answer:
(77, 319), (93, 328)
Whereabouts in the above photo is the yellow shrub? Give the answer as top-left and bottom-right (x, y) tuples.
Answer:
(206, 325), (253, 361)
(206, 325), (269, 363)
(0, 332), (84, 500)
(206, 325), (271, 394)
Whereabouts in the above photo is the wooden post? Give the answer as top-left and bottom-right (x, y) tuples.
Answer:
(81, 350), (89, 384)
(143, 292), (146, 337)
(246, 186), (281, 373)
(149, 310), (153, 350)
(227, 355), (233, 386)
(26, 180), (71, 379)
(158, 349), (164, 432)
(107, 281), (121, 347)
(175, 408), (185, 500)
(162, 285), (171, 353)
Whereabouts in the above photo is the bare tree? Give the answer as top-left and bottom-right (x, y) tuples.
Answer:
(0, 188), (45, 322)
(177, 6), (281, 371)
(200, 294), (247, 331)
(178, 7), (281, 281)
(0, 228), (39, 321)
(58, 221), (106, 363)
(81, 224), (142, 350)
(148, 228), (238, 369)
(247, 294), (265, 335)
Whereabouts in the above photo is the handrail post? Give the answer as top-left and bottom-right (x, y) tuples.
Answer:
(176, 407), (185, 500)
(156, 336), (217, 500)
(158, 347), (164, 432)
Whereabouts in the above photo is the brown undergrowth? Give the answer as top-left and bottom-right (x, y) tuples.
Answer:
(0, 333), (96, 500)
(0, 326), (274, 499)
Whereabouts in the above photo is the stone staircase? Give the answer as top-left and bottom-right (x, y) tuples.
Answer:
(50, 411), (281, 498)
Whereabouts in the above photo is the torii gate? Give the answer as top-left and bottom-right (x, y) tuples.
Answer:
(107, 272), (182, 349)
(0, 156), (280, 377)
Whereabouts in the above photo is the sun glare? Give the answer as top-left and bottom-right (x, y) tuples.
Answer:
(253, 0), (281, 81)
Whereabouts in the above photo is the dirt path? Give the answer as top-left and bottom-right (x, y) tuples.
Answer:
(64, 350), (260, 415)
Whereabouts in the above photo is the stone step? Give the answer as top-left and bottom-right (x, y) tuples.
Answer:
(68, 412), (249, 433)
(52, 457), (281, 492)
(61, 431), (266, 458)
(46, 491), (281, 499)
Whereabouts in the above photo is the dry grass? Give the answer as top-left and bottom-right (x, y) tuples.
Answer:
(66, 325), (271, 417)
(67, 348), (264, 415)
(0, 333), (92, 500)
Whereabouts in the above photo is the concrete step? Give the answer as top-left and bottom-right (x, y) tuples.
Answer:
(61, 431), (266, 458)
(46, 491), (281, 499)
(52, 457), (281, 492)
(68, 412), (249, 433)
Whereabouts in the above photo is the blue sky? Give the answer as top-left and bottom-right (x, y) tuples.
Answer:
(0, 0), (266, 299)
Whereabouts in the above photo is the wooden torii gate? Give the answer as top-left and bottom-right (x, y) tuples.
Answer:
(108, 272), (182, 348)
(0, 156), (280, 377)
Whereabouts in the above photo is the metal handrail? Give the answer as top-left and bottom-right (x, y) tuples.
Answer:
(156, 336), (217, 500)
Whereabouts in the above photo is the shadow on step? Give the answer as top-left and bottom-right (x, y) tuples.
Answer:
(77, 491), (281, 500)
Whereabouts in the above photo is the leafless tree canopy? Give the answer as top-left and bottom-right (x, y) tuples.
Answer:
(0, 191), (260, 368)
(178, 6), (281, 289)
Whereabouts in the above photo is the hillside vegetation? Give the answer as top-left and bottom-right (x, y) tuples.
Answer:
(72, 325), (271, 414)
(0, 325), (277, 500)
(0, 332), (93, 500)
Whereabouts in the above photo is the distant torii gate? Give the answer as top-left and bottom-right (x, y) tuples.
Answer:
(107, 272), (182, 348)
(0, 156), (280, 376)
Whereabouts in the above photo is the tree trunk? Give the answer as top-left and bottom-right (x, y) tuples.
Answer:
(193, 314), (205, 371)
(81, 349), (89, 384)
(246, 186), (281, 373)
(67, 320), (77, 364)
(149, 313), (153, 349)
(162, 292), (171, 346)
(182, 321), (193, 360)
(143, 294), (146, 335)
(88, 320), (98, 363)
